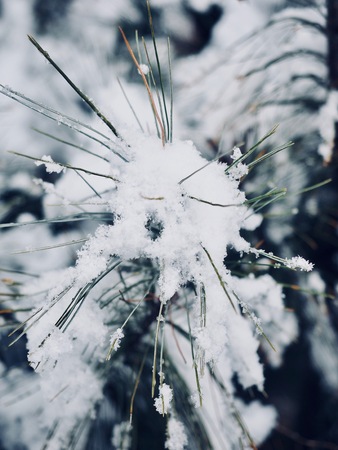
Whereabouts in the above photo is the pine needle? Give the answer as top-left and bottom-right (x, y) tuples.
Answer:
(27, 35), (121, 139)
(11, 238), (88, 255)
(117, 77), (144, 132)
(119, 27), (166, 146)
(201, 245), (237, 312)
(130, 350), (148, 424)
(151, 300), (164, 397)
(32, 128), (110, 162)
(8, 151), (120, 183)
(146, 0), (170, 141)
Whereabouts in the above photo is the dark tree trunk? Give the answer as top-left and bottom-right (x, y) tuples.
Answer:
(327, 0), (338, 89)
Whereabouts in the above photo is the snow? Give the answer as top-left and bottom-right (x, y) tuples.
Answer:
(35, 155), (66, 174)
(235, 274), (298, 366)
(165, 417), (188, 450)
(318, 91), (338, 163)
(0, 0), (323, 448)
(108, 327), (125, 354)
(154, 383), (173, 415)
(138, 64), (150, 76)
(227, 313), (264, 390)
(285, 255), (314, 272)
(105, 133), (248, 301)
(238, 400), (277, 445)
(112, 421), (132, 450)
(1, 119), (310, 448)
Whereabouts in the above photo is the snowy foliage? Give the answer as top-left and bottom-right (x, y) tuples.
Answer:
(0, 1), (329, 449)
(8, 118), (311, 448)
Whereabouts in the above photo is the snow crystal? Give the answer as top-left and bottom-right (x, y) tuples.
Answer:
(35, 155), (65, 174)
(138, 63), (149, 76)
(75, 225), (111, 285)
(228, 147), (249, 180)
(154, 383), (173, 415)
(190, 390), (203, 409)
(109, 328), (125, 352)
(231, 146), (243, 161)
(285, 256), (314, 272)
(228, 163), (248, 180)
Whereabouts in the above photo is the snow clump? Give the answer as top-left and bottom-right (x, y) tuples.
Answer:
(35, 155), (66, 173)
